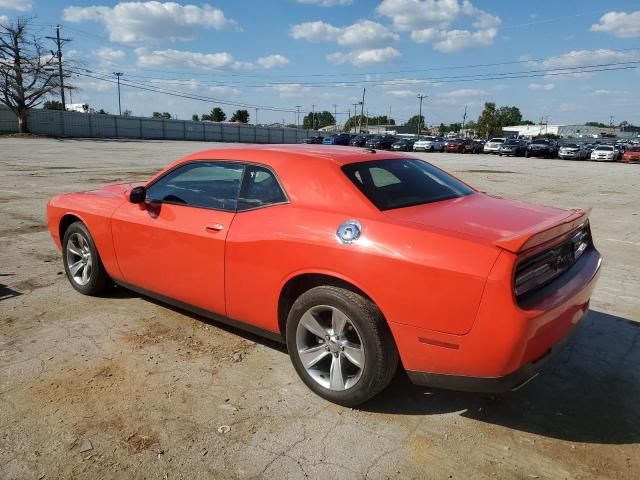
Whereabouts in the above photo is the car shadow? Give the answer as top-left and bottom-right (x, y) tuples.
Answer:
(363, 310), (640, 445)
(0, 283), (22, 301)
(100, 286), (639, 444)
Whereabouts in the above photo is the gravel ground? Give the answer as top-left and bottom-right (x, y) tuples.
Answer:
(1, 137), (639, 480)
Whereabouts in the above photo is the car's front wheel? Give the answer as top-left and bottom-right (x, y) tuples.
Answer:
(62, 221), (110, 296)
(286, 286), (398, 407)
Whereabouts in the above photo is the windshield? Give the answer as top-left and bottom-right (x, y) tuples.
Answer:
(532, 139), (549, 145)
(564, 144), (579, 148)
(504, 140), (519, 145)
(489, 138), (504, 143)
(342, 159), (474, 211)
(629, 147), (640, 152)
(595, 146), (613, 151)
(419, 136), (434, 141)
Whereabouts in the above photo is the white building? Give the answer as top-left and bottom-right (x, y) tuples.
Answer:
(502, 123), (636, 139)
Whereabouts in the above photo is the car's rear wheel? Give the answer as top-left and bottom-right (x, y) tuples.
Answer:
(62, 221), (110, 296)
(286, 286), (398, 407)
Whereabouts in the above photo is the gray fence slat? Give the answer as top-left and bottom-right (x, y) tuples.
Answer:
(0, 108), (321, 144)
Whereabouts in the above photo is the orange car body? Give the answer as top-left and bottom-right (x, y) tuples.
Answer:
(47, 146), (602, 392)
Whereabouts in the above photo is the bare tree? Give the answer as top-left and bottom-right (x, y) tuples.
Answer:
(0, 18), (64, 133)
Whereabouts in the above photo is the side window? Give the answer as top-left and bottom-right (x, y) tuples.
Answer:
(146, 162), (244, 211)
(237, 165), (287, 211)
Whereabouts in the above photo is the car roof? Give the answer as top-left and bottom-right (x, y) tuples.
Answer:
(179, 144), (408, 168)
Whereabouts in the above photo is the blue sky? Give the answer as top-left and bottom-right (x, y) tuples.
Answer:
(1, 0), (639, 126)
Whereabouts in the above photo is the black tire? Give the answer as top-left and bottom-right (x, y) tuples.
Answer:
(62, 221), (110, 296)
(286, 286), (399, 407)
(525, 151), (530, 158)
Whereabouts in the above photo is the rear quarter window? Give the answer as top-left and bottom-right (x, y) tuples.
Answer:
(342, 159), (474, 211)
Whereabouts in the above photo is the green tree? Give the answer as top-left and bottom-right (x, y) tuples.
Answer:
(152, 112), (172, 119)
(43, 100), (64, 110)
(476, 102), (499, 138)
(230, 109), (249, 123)
(202, 107), (226, 122)
(405, 115), (425, 133)
(303, 110), (335, 129)
(192, 114), (199, 121)
(496, 106), (523, 127)
(585, 121), (608, 128)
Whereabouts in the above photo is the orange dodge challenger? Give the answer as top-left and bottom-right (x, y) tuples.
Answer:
(47, 146), (601, 406)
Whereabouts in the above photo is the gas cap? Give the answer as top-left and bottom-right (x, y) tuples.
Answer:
(336, 220), (362, 244)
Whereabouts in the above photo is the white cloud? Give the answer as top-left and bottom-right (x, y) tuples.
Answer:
(529, 83), (555, 91)
(296, 0), (352, 5)
(591, 11), (640, 38)
(208, 85), (240, 95)
(539, 48), (640, 69)
(0, 15), (8, 24)
(436, 28), (497, 52)
(592, 89), (627, 96)
(387, 89), (415, 97)
(0, 0), (31, 12)
(377, 0), (500, 53)
(63, 2), (240, 44)
(150, 78), (201, 90)
(257, 54), (290, 69)
(439, 88), (487, 98)
(136, 48), (253, 70)
(326, 47), (401, 66)
(95, 47), (126, 65)
(291, 20), (399, 48)
(75, 80), (113, 93)
(270, 84), (311, 98)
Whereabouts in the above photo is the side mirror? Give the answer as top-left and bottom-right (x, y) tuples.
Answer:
(129, 186), (147, 204)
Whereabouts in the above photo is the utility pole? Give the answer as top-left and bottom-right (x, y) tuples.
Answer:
(462, 105), (468, 137)
(113, 72), (123, 115)
(417, 93), (427, 137)
(544, 115), (549, 135)
(311, 104), (316, 130)
(46, 25), (71, 110)
(333, 104), (337, 130)
(352, 103), (359, 133)
(295, 105), (301, 129)
(359, 88), (366, 133)
(609, 115), (614, 128)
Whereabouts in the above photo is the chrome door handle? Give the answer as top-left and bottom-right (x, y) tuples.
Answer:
(205, 223), (224, 232)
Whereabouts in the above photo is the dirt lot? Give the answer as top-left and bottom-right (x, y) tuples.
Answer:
(1, 137), (639, 480)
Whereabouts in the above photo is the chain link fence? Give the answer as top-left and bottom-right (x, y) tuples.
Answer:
(0, 108), (321, 144)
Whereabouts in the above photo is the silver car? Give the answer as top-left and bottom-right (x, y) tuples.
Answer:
(483, 138), (506, 154)
(558, 143), (587, 160)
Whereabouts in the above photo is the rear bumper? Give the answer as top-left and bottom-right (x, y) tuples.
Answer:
(391, 247), (602, 393)
(406, 316), (581, 393)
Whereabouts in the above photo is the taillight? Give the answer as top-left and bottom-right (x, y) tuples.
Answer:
(514, 226), (591, 299)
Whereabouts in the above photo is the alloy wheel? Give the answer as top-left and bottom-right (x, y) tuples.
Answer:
(66, 232), (93, 286)
(295, 305), (365, 391)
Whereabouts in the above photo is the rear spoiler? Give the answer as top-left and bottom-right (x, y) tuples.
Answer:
(494, 208), (590, 254)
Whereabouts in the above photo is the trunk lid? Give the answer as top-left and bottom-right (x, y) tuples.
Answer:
(383, 193), (587, 253)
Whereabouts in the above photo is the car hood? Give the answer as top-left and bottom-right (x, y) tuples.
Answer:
(82, 182), (140, 198)
(383, 192), (583, 252)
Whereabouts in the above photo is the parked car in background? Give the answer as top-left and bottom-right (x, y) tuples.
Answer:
(622, 146), (640, 163)
(583, 144), (595, 157)
(365, 134), (397, 150)
(300, 135), (323, 144)
(558, 143), (588, 160)
(391, 138), (416, 152)
(499, 139), (527, 157)
(444, 138), (474, 153)
(323, 133), (352, 146)
(349, 134), (370, 147)
(471, 140), (485, 153)
(47, 145), (602, 406)
(591, 145), (618, 161)
(526, 139), (559, 158)
(413, 136), (445, 152)
(614, 144), (625, 159)
(483, 138), (506, 154)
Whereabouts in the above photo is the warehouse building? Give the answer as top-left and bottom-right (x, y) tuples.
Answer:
(503, 124), (637, 139)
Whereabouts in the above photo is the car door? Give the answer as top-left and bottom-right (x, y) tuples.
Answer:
(111, 161), (245, 315)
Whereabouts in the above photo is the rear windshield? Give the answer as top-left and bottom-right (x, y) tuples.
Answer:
(564, 144), (579, 148)
(489, 138), (504, 143)
(629, 147), (640, 152)
(342, 159), (474, 211)
(595, 146), (613, 151)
